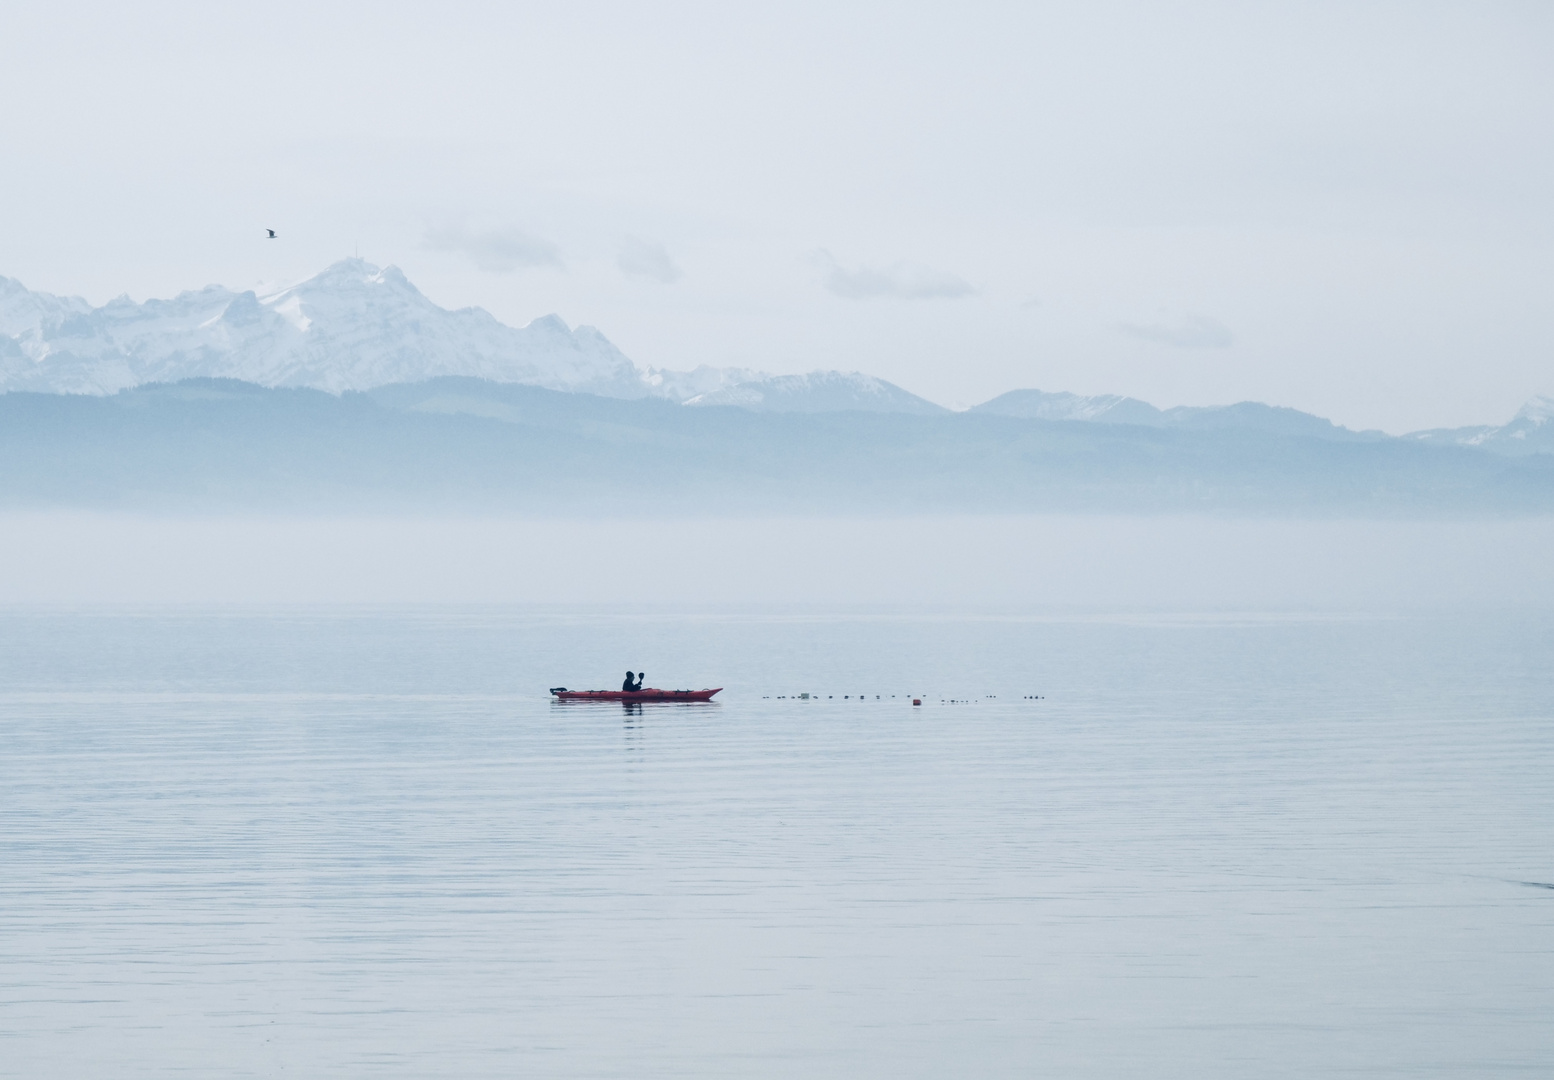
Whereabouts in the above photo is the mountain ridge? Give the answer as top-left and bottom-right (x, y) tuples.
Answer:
(972, 389), (1388, 443)
(1405, 395), (1554, 457)
(1, 261), (1549, 445)
(0, 259), (654, 397)
(0, 259), (932, 411)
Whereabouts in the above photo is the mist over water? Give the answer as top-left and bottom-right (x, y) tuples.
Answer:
(2, 513), (1553, 609)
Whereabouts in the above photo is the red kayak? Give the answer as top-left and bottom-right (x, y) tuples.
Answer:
(551, 687), (722, 702)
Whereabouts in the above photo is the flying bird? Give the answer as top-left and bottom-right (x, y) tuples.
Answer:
(266, 229), (277, 239)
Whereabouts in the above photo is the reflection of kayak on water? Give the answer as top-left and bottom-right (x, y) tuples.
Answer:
(550, 688), (722, 702)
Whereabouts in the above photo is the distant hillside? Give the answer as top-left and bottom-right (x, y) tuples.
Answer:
(684, 372), (947, 415)
(973, 389), (1386, 442)
(976, 387), (1554, 456)
(971, 389), (1166, 425)
(0, 377), (1549, 515)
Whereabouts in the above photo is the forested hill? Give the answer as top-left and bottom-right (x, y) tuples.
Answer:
(1, 377), (1550, 515)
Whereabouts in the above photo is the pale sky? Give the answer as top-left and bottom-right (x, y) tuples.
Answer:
(3, 1), (1551, 432)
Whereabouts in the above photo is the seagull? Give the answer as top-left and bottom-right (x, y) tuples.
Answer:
(266, 229), (277, 239)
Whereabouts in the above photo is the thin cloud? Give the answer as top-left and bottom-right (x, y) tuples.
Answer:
(813, 250), (978, 300)
(423, 224), (563, 273)
(618, 236), (683, 284)
(1119, 315), (1234, 349)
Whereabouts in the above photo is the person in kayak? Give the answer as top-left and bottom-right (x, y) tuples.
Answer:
(622, 671), (644, 692)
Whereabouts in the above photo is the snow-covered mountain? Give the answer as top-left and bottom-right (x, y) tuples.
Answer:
(1406, 396), (1554, 456)
(0, 260), (947, 415)
(0, 259), (661, 397)
(640, 364), (767, 404)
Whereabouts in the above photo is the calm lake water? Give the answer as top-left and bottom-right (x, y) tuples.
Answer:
(1, 607), (1551, 1078)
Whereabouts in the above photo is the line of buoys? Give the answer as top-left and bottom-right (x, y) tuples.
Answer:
(759, 693), (1044, 702)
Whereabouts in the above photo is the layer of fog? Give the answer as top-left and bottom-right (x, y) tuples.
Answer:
(1, 514), (1550, 611)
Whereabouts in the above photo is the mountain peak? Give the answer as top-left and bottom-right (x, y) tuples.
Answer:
(314, 256), (382, 279)
(270, 258), (419, 296)
(525, 313), (572, 335)
(1516, 395), (1554, 426)
(264, 258), (423, 299)
(0, 275), (93, 338)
